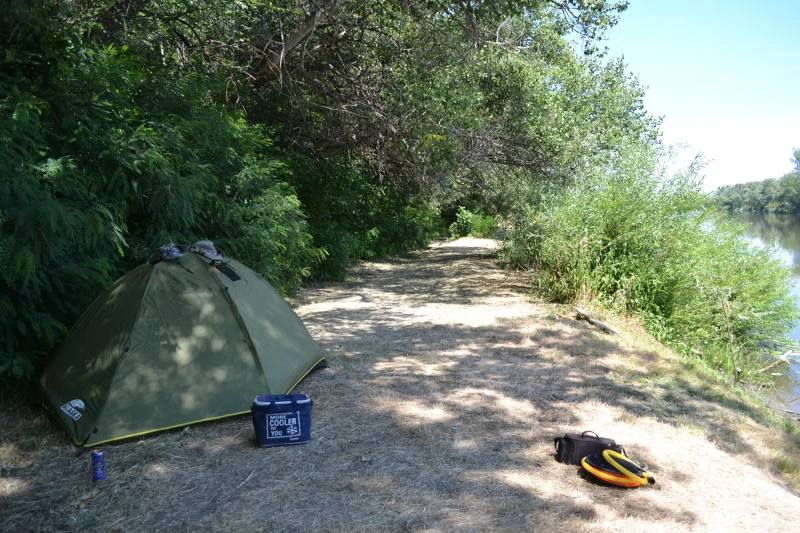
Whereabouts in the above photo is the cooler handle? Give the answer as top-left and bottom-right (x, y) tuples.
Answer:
(254, 395), (310, 406)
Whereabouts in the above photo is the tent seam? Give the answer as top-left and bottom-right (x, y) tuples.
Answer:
(207, 259), (270, 393)
(86, 409), (253, 446)
(89, 266), (158, 446)
(287, 357), (327, 393)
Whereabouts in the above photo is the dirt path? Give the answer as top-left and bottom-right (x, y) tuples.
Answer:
(2, 238), (800, 532)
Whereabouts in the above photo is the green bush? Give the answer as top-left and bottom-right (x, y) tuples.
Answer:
(470, 213), (498, 238)
(0, 91), (123, 380)
(449, 207), (474, 238)
(0, 6), (323, 380)
(449, 207), (496, 238)
(502, 148), (799, 380)
(288, 155), (444, 280)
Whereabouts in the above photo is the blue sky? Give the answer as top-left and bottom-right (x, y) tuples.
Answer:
(603, 0), (800, 190)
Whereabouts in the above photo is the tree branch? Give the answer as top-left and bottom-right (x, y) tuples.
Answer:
(257, 0), (343, 76)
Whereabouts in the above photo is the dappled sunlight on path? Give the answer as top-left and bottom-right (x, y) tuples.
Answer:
(2, 238), (800, 532)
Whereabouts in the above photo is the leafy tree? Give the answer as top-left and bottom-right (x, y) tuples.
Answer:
(83, 1), (632, 186)
(0, 1), (323, 380)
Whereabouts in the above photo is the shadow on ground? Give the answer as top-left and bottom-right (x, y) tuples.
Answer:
(0, 242), (795, 532)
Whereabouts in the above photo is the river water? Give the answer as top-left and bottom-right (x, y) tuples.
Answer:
(731, 211), (800, 415)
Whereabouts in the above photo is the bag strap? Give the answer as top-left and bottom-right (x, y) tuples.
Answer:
(553, 437), (565, 461)
(581, 430), (599, 439)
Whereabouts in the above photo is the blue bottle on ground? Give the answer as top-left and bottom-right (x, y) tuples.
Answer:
(92, 450), (105, 481)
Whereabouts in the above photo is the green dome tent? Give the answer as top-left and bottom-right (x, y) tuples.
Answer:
(38, 246), (325, 447)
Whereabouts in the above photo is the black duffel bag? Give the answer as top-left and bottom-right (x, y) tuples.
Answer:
(554, 430), (625, 465)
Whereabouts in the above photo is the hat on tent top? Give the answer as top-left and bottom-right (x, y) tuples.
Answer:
(157, 240), (228, 262)
(37, 241), (325, 446)
(158, 242), (187, 259)
(189, 240), (228, 262)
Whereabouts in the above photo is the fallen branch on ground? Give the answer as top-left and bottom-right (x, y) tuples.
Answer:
(759, 351), (795, 374)
(573, 307), (616, 334)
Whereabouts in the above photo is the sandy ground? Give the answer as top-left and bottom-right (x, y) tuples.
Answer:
(2, 238), (800, 532)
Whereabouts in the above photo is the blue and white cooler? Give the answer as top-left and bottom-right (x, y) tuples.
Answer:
(251, 394), (313, 447)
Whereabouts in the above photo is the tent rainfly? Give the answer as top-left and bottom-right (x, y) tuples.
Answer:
(38, 245), (325, 446)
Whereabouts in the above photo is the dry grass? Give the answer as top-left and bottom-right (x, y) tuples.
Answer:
(3, 237), (800, 532)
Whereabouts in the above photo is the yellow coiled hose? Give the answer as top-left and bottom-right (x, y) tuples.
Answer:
(580, 449), (656, 487)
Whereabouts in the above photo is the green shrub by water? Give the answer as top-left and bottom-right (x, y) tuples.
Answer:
(502, 149), (799, 380)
